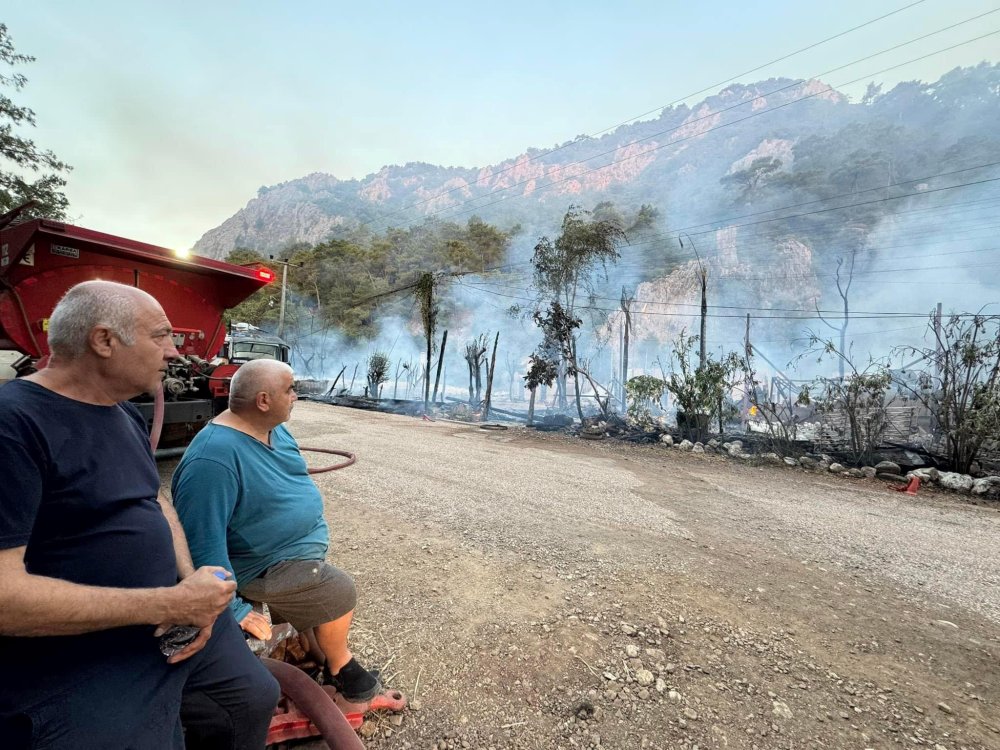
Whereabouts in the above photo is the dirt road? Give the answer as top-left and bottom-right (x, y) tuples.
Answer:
(165, 401), (1000, 749)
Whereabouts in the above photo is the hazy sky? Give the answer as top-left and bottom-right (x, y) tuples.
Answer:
(4, 1), (998, 250)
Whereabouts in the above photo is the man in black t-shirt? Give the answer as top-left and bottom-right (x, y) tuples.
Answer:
(0, 281), (278, 749)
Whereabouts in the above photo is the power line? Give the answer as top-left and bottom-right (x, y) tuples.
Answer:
(362, 0), (931, 229)
(712, 324), (930, 348)
(451, 279), (993, 319)
(617, 180), (1000, 250)
(459, 262), (1000, 314)
(462, 255), (1000, 312)
(480, 178), (1000, 277)
(280, 38), (1000, 344)
(480, 221), (1000, 276)
(710, 261), (998, 282)
(598, 190), (1000, 277)
(283, 219), (996, 343)
(618, 161), (1000, 242)
(606, 218), (1000, 274)
(567, 208), (1000, 273)
(452, 278), (981, 319)
(484, 199), (1000, 279)
(402, 24), (1000, 226)
(614, 226), (1000, 272)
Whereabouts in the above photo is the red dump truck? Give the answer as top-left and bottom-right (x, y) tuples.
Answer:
(0, 216), (277, 447)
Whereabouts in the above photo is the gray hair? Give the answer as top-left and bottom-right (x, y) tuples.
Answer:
(229, 359), (293, 413)
(47, 281), (156, 359)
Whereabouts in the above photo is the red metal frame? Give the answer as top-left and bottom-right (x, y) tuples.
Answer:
(0, 219), (271, 360)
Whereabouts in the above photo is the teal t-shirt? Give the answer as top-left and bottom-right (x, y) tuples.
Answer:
(172, 422), (328, 621)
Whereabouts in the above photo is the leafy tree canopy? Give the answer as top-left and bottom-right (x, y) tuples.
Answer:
(0, 24), (70, 219)
(532, 204), (627, 311)
(224, 217), (515, 342)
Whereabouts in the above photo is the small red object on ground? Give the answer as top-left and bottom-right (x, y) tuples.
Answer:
(892, 476), (920, 495)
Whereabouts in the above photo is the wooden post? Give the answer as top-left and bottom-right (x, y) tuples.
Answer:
(418, 272), (435, 414)
(743, 314), (752, 430)
(432, 329), (448, 404)
(699, 267), (707, 371)
(424, 332), (432, 413)
(613, 332), (620, 409)
(326, 365), (347, 396)
(619, 287), (634, 411)
(933, 301), (943, 383)
(277, 262), (288, 338)
(483, 332), (500, 420)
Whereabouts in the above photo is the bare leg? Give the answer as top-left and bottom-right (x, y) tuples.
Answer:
(302, 627), (325, 667)
(313, 609), (355, 674)
(314, 609), (381, 700)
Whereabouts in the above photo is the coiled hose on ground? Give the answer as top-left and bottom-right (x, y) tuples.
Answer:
(262, 658), (364, 750)
(300, 447), (356, 474)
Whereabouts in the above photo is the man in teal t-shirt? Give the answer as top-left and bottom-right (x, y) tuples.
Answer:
(173, 359), (381, 702)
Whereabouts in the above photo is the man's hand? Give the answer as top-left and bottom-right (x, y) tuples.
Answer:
(164, 622), (214, 664)
(164, 566), (235, 628)
(240, 610), (273, 641)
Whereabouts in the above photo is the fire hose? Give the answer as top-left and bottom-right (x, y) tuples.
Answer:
(149, 380), (355, 473)
(300, 447), (356, 474)
(262, 658), (364, 750)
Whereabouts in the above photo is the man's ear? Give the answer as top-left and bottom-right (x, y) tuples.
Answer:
(88, 326), (116, 359)
(256, 391), (271, 412)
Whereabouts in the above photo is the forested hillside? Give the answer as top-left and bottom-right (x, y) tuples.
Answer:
(195, 65), (999, 262)
(216, 65), (999, 377)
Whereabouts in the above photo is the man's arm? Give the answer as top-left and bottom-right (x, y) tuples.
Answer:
(158, 491), (195, 579)
(172, 457), (254, 623)
(0, 546), (235, 637)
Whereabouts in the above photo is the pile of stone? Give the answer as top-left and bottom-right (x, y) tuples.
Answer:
(658, 436), (1000, 500)
(904, 466), (1000, 498)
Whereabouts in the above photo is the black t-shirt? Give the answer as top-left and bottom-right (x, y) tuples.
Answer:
(0, 379), (178, 707)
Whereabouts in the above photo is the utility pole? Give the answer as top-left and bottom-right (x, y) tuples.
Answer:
(678, 234), (707, 370)
(416, 273), (436, 414)
(620, 287), (634, 410)
(483, 331), (500, 421)
(268, 256), (301, 339)
(278, 263), (288, 338)
(933, 301), (943, 383)
(699, 268), (707, 371)
(744, 314), (752, 431)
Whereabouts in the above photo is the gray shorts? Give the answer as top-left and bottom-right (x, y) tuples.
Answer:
(238, 559), (357, 631)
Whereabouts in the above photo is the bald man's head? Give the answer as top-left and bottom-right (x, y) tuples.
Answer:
(229, 359), (295, 416)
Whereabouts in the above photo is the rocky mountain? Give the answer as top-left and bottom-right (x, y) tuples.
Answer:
(191, 65), (996, 259)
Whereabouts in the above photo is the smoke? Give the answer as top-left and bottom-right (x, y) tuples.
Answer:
(281, 69), (1000, 412)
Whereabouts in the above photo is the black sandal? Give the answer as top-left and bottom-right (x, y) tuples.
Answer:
(326, 657), (383, 702)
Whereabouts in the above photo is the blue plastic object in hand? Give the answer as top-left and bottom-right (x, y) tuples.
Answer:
(158, 571), (231, 656)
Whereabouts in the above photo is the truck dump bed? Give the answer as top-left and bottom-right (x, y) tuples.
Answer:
(0, 218), (273, 361)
